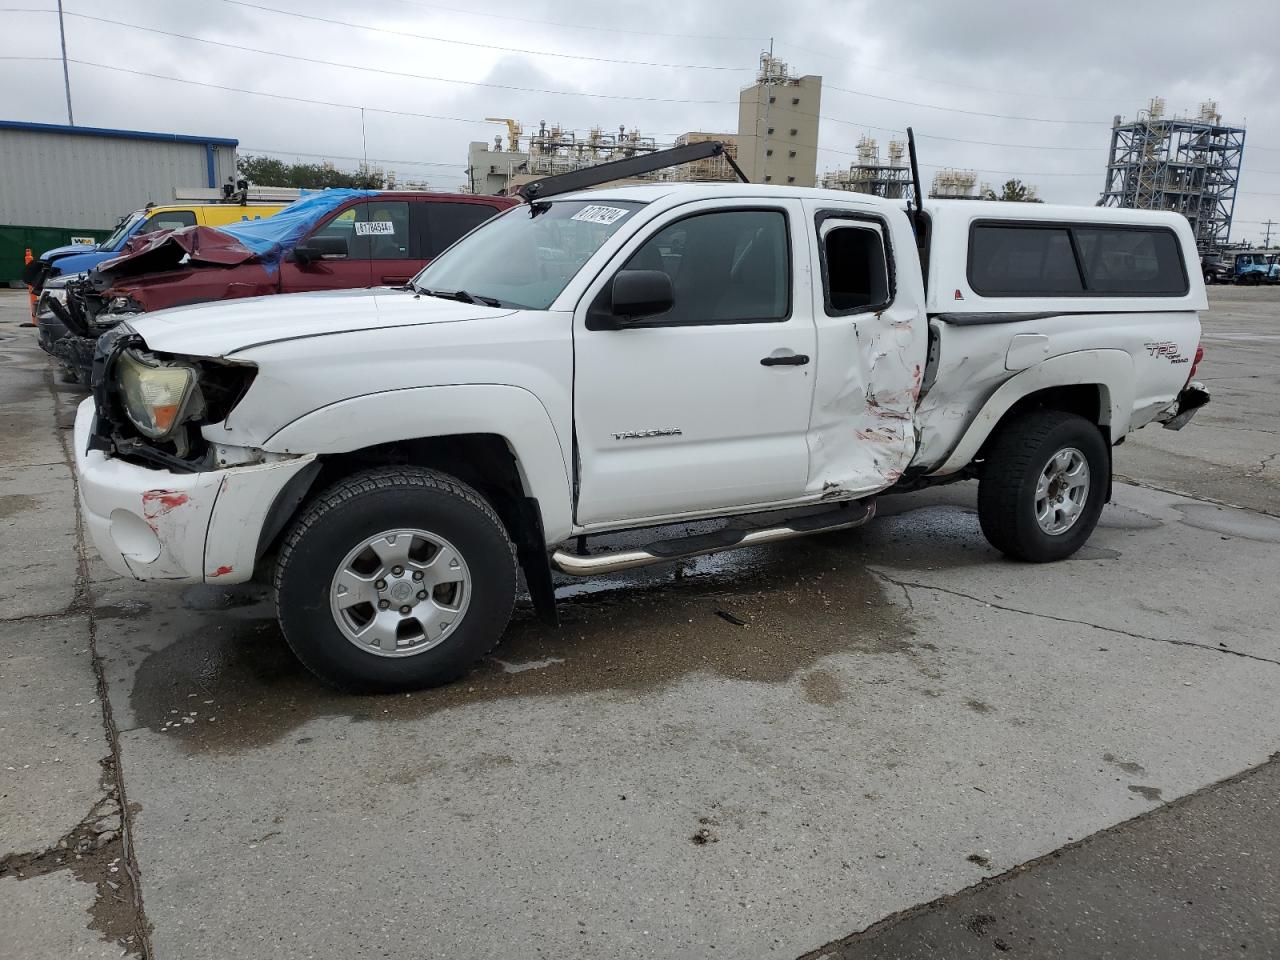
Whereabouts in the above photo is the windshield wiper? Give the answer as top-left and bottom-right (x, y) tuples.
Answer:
(419, 288), (503, 307)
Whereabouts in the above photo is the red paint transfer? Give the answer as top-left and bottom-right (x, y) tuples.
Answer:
(142, 490), (189, 519)
(209, 565), (234, 578)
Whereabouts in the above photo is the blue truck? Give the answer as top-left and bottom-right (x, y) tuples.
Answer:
(21, 201), (286, 294)
(1232, 251), (1280, 284)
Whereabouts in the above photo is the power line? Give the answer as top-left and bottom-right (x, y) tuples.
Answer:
(774, 40), (1126, 105)
(823, 82), (1110, 126)
(384, 0), (763, 43)
(242, 146), (463, 168)
(217, 0), (750, 71)
(56, 11), (738, 103)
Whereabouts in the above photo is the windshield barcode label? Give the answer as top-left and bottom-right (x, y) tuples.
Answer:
(355, 221), (396, 235)
(570, 205), (630, 225)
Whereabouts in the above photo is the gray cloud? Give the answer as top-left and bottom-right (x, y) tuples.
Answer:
(2, 0), (1277, 238)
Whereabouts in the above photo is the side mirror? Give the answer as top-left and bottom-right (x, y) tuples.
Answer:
(610, 270), (673, 322)
(294, 235), (348, 265)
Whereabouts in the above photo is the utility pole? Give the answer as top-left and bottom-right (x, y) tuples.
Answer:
(56, 0), (73, 125)
(1262, 219), (1277, 249)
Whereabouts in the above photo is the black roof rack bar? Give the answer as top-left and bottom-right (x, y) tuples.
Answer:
(515, 140), (748, 203)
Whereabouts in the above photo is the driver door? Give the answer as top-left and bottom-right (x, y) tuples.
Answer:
(279, 203), (373, 292)
(572, 200), (818, 527)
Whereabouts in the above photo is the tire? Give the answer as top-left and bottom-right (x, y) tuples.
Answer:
(275, 466), (518, 692)
(977, 411), (1109, 563)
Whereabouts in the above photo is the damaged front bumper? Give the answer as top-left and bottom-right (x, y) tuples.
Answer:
(73, 398), (316, 583)
(1157, 382), (1210, 432)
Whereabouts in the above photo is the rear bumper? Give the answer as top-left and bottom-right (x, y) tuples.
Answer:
(1157, 382), (1210, 432)
(73, 398), (316, 583)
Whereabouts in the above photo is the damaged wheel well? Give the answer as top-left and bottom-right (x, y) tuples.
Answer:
(982, 384), (1109, 451)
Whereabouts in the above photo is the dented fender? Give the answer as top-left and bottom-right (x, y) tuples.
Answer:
(928, 349), (1133, 476)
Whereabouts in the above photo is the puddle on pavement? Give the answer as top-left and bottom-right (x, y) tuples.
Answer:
(0, 493), (39, 519)
(1174, 502), (1280, 543)
(129, 529), (922, 754)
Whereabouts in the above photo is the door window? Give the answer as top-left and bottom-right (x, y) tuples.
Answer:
(820, 221), (890, 314)
(362, 201), (411, 260)
(619, 209), (790, 325)
(137, 210), (196, 235)
(309, 205), (370, 259)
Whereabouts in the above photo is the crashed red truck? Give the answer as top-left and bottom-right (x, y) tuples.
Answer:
(74, 180), (1210, 692)
(42, 189), (516, 381)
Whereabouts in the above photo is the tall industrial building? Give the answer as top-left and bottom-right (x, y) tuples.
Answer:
(736, 53), (822, 187)
(820, 137), (912, 198)
(1100, 98), (1245, 251)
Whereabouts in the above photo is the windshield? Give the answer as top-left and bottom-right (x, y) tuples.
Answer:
(411, 199), (644, 309)
(100, 211), (146, 250)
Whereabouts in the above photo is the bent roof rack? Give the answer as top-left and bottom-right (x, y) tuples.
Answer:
(515, 140), (749, 203)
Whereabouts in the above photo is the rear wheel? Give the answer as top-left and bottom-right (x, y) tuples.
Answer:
(978, 411), (1109, 563)
(275, 467), (517, 692)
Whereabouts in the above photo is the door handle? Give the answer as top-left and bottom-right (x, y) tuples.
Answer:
(760, 353), (810, 367)
(381, 275), (412, 285)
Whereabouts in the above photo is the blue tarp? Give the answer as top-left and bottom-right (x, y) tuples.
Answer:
(214, 188), (376, 264)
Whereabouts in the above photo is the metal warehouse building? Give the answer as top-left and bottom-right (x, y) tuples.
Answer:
(0, 121), (238, 283)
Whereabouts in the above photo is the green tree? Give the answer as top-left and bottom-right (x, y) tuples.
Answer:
(981, 178), (1042, 202)
(236, 155), (386, 190)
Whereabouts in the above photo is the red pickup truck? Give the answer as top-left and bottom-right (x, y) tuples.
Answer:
(45, 189), (517, 380)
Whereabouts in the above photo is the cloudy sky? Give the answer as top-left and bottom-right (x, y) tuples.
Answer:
(3, 0), (1279, 242)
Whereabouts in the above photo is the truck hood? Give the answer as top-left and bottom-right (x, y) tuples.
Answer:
(43, 241), (101, 261)
(130, 288), (515, 358)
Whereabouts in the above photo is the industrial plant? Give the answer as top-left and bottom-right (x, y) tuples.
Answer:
(465, 53), (820, 196)
(1101, 98), (1245, 252)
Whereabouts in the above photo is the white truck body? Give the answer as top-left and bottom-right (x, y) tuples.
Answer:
(73, 183), (1208, 689)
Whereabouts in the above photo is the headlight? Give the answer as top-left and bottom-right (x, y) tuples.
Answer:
(116, 350), (199, 439)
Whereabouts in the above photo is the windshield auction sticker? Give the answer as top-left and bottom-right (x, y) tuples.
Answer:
(355, 221), (396, 236)
(570, 205), (630, 225)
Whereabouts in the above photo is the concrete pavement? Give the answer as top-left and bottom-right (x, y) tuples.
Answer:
(1, 286), (1278, 958)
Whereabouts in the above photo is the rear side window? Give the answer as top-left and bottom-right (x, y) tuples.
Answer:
(1073, 226), (1187, 295)
(968, 222), (1187, 297)
(417, 202), (504, 259)
(819, 219), (891, 314)
(969, 225), (1082, 295)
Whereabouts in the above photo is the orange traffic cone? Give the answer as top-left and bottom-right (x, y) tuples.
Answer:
(24, 248), (37, 322)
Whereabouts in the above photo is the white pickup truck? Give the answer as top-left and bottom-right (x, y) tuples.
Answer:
(74, 182), (1209, 691)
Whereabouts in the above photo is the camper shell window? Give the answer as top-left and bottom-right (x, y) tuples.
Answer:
(967, 220), (1188, 297)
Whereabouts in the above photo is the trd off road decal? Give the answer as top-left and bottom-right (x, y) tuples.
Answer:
(1144, 341), (1189, 364)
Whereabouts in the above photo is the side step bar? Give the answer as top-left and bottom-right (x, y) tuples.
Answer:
(551, 499), (875, 577)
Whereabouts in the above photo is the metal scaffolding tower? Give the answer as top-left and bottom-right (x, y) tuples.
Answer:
(819, 137), (914, 199)
(1100, 98), (1245, 252)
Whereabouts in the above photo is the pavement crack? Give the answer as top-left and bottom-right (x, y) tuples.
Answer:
(872, 570), (1280, 668)
(1112, 475), (1280, 519)
(45, 364), (155, 959)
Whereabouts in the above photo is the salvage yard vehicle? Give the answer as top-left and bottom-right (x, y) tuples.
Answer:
(21, 200), (288, 295)
(73, 143), (1210, 692)
(43, 189), (517, 382)
(1233, 251), (1280, 284)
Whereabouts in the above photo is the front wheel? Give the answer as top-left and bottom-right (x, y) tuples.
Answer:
(977, 411), (1109, 563)
(275, 467), (518, 692)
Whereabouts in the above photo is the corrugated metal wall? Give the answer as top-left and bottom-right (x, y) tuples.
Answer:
(0, 129), (238, 229)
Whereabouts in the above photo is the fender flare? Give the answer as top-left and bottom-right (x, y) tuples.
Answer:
(930, 349), (1134, 477)
(260, 383), (573, 541)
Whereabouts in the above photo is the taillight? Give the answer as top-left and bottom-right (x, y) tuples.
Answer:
(1186, 344), (1204, 384)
